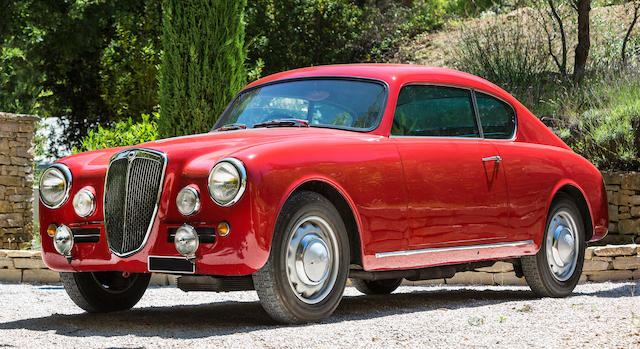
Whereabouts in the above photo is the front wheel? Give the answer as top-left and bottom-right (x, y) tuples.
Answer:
(60, 271), (151, 312)
(522, 195), (585, 297)
(253, 191), (350, 324)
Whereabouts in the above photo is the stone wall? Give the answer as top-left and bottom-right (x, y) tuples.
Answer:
(602, 172), (640, 245)
(0, 250), (177, 286)
(0, 112), (38, 249)
(2, 246), (637, 285)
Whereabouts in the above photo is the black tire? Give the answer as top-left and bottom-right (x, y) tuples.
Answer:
(253, 191), (350, 324)
(522, 195), (585, 297)
(351, 278), (402, 295)
(60, 271), (151, 313)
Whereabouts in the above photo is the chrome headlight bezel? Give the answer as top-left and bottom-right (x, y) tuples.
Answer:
(176, 186), (201, 216)
(207, 158), (247, 207)
(73, 187), (96, 218)
(39, 163), (73, 209)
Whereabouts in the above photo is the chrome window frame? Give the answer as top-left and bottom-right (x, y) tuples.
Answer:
(211, 76), (390, 133)
(389, 82), (518, 141)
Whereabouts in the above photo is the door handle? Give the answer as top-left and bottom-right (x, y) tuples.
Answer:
(482, 156), (502, 163)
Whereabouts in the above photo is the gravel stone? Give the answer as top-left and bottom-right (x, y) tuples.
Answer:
(0, 282), (638, 348)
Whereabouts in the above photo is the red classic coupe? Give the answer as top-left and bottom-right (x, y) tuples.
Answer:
(39, 64), (608, 323)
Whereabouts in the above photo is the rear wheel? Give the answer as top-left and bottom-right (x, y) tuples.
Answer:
(253, 191), (350, 324)
(522, 195), (585, 297)
(351, 278), (402, 295)
(60, 271), (151, 312)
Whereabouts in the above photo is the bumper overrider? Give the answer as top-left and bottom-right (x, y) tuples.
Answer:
(39, 148), (261, 276)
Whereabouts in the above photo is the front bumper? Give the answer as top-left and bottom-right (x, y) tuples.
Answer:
(40, 218), (268, 276)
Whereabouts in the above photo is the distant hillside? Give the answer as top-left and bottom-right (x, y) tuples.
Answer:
(390, 4), (639, 70)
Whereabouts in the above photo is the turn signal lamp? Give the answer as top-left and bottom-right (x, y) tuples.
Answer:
(217, 222), (230, 237)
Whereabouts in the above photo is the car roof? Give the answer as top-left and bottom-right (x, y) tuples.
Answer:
(245, 64), (510, 100)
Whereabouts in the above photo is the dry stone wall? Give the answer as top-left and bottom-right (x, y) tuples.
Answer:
(603, 172), (640, 245)
(2, 246), (637, 285)
(0, 112), (38, 249)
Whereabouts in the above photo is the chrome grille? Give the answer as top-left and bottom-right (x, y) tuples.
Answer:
(104, 149), (166, 257)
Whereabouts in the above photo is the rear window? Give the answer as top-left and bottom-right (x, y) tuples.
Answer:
(392, 85), (479, 137)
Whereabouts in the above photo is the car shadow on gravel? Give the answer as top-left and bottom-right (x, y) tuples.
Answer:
(573, 281), (639, 298)
(0, 286), (547, 339)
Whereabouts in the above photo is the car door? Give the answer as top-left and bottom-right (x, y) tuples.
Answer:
(474, 90), (543, 244)
(390, 85), (510, 248)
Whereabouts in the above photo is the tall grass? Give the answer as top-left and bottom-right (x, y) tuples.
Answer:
(454, 8), (640, 171)
(454, 11), (551, 104)
(555, 68), (640, 170)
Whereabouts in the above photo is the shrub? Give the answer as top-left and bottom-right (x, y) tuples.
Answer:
(454, 10), (550, 97)
(75, 113), (158, 153)
(159, 0), (247, 138)
(562, 100), (640, 170)
(555, 68), (640, 171)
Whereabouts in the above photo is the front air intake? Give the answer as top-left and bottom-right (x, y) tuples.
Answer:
(104, 148), (166, 257)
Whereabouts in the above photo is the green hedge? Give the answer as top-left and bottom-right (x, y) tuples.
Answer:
(75, 113), (158, 153)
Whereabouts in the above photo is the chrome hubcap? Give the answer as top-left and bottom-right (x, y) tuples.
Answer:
(286, 216), (339, 304)
(546, 210), (579, 281)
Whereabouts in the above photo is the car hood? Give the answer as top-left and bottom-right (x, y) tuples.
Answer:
(57, 127), (373, 176)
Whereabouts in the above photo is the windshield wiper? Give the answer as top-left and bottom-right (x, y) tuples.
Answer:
(215, 123), (247, 131)
(253, 119), (310, 128)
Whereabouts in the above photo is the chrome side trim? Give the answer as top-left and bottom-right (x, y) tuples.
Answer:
(374, 240), (534, 258)
(104, 148), (168, 258)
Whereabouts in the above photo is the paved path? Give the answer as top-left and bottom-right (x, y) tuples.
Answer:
(0, 282), (638, 348)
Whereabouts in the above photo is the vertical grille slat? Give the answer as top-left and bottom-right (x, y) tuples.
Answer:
(104, 149), (166, 257)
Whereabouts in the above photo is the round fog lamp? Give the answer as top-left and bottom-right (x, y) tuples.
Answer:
(176, 186), (200, 216)
(54, 225), (74, 257)
(73, 188), (96, 218)
(175, 224), (199, 260)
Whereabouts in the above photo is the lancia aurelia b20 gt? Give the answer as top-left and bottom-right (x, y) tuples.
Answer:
(39, 64), (608, 323)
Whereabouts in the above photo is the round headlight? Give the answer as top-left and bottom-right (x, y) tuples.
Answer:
(176, 186), (200, 216)
(39, 164), (72, 209)
(73, 187), (96, 218)
(208, 158), (246, 206)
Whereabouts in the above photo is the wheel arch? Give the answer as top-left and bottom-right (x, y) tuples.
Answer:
(550, 183), (594, 241)
(280, 179), (364, 267)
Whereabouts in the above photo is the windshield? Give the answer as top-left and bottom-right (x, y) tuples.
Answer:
(214, 78), (387, 131)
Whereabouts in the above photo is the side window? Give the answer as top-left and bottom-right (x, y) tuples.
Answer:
(391, 85), (479, 137)
(475, 92), (516, 139)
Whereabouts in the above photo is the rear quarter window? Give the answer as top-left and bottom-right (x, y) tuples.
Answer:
(475, 92), (516, 139)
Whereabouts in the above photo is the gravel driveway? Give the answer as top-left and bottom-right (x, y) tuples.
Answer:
(0, 281), (638, 348)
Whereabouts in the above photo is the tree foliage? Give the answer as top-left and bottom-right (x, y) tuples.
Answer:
(158, 0), (247, 138)
(0, 0), (162, 156)
(246, 0), (447, 76)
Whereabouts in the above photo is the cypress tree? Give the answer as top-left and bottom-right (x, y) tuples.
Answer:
(159, 0), (247, 138)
